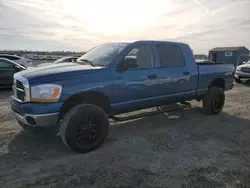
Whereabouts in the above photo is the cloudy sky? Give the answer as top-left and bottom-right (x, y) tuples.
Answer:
(0, 0), (249, 53)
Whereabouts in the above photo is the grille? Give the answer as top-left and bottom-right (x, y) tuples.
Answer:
(241, 67), (250, 73)
(13, 79), (25, 102)
(16, 90), (25, 101)
(16, 80), (24, 89)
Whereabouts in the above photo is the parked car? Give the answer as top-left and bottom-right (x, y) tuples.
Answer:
(37, 56), (79, 67)
(23, 54), (39, 60)
(196, 59), (216, 64)
(0, 54), (33, 67)
(235, 60), (250, 83)
(0, 58), (26, 87)
(9, 40), (235, 153)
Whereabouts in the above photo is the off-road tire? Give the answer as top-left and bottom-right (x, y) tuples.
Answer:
(60, 104), (109, 153)
(202, 87), (225, 115)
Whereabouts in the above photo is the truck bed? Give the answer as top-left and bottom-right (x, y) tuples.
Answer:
(196, 63), (235, 97)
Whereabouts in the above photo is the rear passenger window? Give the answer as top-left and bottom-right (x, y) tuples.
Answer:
(156, 43), (185, 67)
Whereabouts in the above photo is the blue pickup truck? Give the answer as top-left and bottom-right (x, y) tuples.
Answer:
(10, 41), (235, 153)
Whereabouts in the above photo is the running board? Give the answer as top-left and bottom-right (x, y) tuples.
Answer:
(110, 102), (191, 122)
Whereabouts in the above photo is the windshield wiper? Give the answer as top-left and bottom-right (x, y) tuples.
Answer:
(78, 59), (96, 67)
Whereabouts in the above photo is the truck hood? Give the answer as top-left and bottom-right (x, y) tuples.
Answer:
(18, 62), (103, 83)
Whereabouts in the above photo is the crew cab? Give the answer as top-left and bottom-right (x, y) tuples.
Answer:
(9, 41), (235, 153)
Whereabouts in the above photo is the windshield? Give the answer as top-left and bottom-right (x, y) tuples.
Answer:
(77, 43), (129, 66)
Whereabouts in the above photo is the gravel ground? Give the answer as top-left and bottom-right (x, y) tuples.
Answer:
(0, 82), (250, 188)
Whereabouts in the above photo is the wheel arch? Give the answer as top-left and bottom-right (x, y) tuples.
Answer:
(209, 78), (225, 90)
(58, 91), (111, 121)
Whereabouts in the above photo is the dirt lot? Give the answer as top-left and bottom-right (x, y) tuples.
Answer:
(0, 83), (250, 188)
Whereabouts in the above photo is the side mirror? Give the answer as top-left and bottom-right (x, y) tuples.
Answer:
(116, 58), (137, 71)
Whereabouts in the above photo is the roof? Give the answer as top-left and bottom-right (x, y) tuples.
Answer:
(111, 40), (187, 45)
(210, 46), (249, 52)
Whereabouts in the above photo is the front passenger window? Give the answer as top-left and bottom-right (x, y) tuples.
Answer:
(123, 44), (155, 69)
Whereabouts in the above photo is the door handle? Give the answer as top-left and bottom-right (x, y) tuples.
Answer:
(147, 74), (157, 79)
(183, 71), (190, 75)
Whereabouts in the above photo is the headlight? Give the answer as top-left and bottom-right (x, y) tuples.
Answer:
(31, 84), (62, 102)
(236, 66), (242, 71)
